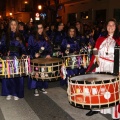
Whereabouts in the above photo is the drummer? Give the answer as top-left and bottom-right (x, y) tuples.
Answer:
(86, 18), (120, 120)
(53, 22), (66, 49)
(28, 21), (52, 96)
(61, 26), (80, 55)
(47, 23), (56, 45)
(60, 26), (85, 86)
(2, 19), (27, 100)
(75, 21), (89, 54)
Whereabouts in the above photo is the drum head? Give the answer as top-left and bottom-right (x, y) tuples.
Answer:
(63, 53), (87, 58)
(70, 73), (118, 83)
(31, 58), (62, 64)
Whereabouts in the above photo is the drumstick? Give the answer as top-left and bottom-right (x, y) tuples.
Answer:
(87, 62), (99, 72)
(39, 47), (45, 53)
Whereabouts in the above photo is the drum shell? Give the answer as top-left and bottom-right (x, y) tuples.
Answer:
(0, 56), (30, 78)
(30, 58), (63, 81)
(62, 54), (90, 69)
(67, 73), (120, 109)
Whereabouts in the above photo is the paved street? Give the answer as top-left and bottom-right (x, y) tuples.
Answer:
(0, 79), (112, 120)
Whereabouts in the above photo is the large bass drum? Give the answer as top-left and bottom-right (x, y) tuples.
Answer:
(67, 73), (120, 109)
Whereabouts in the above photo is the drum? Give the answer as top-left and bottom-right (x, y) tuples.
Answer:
(67, 73), (120, 109)
(0, 56), (30, 78)
(63, 54), (90, 69)
(30, 58), (63, 81)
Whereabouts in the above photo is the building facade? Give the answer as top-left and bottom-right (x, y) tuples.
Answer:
(4, 0), (120, 24)
(49, 0), (120, 24)
(5, 0), (47, 23)
(6, 0), (33, 23)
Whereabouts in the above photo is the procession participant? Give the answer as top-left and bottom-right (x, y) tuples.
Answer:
(18, 22), (29, 48)
(47, 23), (56, 44)
(61, 26), (80, 55)
(53, 22), (66, 49)
(86, 18), (120, 120)
(75, 21), (83, 36)
(60, 26), (85, 86)
(28, 21), (52, 96)
(2, 19), (27, 100)
(75, 21), (88, 52)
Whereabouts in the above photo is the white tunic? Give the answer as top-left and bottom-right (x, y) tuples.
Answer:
(94, 36), (120, 119)
(96, 35), (115, 73)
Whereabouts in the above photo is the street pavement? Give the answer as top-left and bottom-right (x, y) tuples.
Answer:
(0, 79), (112, 120)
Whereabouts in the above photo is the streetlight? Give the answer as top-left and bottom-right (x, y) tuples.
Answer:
(10, 13), (12, 16)
(24, 1), (28, 4)
(38, 5), (42, 10)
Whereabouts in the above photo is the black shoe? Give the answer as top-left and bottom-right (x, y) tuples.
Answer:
(113, 119), (119, 120)
(86, 110), (99, 116)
